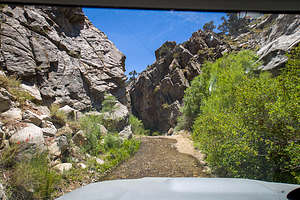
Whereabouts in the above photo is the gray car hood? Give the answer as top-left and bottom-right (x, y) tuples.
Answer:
(56, 177), (299, 200)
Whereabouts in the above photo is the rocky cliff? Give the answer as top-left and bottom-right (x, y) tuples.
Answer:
(129, 14), (300, 132)
(0, 5), (136, 197)
(0, 5), (127, 111)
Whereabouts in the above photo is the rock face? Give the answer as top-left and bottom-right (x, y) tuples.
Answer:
(130, 31), (231, 132)
(9, 123), (45, 148)
(0, 88), (12, 112)
(0, 5), (127, 111)
(231, 14), (300, 72)
(129, 14), (300, 132)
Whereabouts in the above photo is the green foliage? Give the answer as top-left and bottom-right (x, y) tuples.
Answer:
(10, 153), (61, 200)
(151, 131), (162, 136)
(203, 20), (216, 32)
(129, 114), (149, 135)
(178, 50), (259, 131)
(0, 74), (35, 106)
(50, 104), (67, 126)
(101, 93), (117, 113)
(103, 134), (122, 151)
(89, 138), (140, 174)
(218, 13), (250, 36)
(79, 114), (104, 156)
(0, 74), (20, 89)
(128, 70), (137, 83)
(190, 48), (299, 183)
(0, 144), (20, 168)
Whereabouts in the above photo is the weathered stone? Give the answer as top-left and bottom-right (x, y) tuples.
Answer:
(0, 129), (4, 146)
(0, 181), (7, 200)
(119, 125), (133, 140)
(48, 135), (68, 157)
(48, 141), (61, 157)
(58, 105), (77, 120)
(95, 158), (105, 165)
(0, 88), (12, 113)
(20, 83), (42, 102)
(56, 126), (73, 136)
(102, 101), (129, 132)
(77, 163), (87, 169)
(9, 123), (44, 148)
(0, 5), (127, 111)
(0, 108), (22, 121)
(72, 130), (87, 146)
(167, 128), (174, 136)
(258, 31), (300, 70)
(53, 163), (72, 173)
(37, 106), (51, 117)
(22, 110), (43, 126)
(0, 71), (6, 77)
(99, 124), (108, 135)
(41, 121), (57, 136)
(57, 135), (68, 152)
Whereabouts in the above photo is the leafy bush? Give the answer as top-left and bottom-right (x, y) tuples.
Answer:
(96, 138), (140, 173)
(129, 114), (149, 135)
(0, 74), (20, 89)
(50, 104), (67, 126)
(151, 131), (162, 136)
(101, 93), (117, 113)
(0, 144), (20, 168)
(79, 114), (104, 156)
(177, 50), (258, 131)
(0, 74), (35, 106)
(10, 153), (61, 199)
(190, 49), (299, 183)
(103, 134), (122, 150)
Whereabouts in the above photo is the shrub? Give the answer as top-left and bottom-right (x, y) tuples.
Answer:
(0, 74), (35, 106)
(103, 134), (121, 151)
(101, 93), (117, 113)
(97, 138), (140, 173)
(0, 144), (20, 168)
(0, 74), (20, 89)
(10, 153), (61, 199)
(129, 114), (149, 135)
(50, 104), (67, 126)
(9, 88), (35, 106)
(152, 131), (161, 136)
(79, 114), (104, 156)
(178, 50), (259, 131)
(191, 48), (299, 183)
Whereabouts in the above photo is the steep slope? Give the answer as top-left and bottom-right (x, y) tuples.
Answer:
(129, 14), (300, 132)
(0, 5), (127, 111)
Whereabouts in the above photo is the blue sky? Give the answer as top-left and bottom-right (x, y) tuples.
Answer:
(83, 8), (226, 76)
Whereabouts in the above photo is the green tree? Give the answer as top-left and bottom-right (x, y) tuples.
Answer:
(191, 48), (299, 183)
(203, 21), (216, 32)
(129, 70), (137, 83)
(218, 13), (249, 36)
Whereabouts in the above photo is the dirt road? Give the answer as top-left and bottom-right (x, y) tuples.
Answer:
(102, 135), (211, 180)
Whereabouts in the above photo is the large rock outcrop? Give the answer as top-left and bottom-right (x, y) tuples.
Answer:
(130, 31), (231, 132)
(231, 14), (300, 72)
(130, 14), (300, 132)
(0, 5), (127, 111)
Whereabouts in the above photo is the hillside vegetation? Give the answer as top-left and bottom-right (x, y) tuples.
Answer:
(177, 47), (300, 183)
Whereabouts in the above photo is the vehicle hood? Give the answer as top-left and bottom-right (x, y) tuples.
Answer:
(56, 177), (299, 200)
